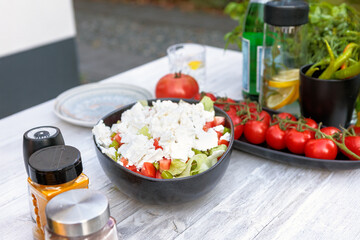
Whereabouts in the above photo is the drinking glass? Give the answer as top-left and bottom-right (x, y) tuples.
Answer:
(167, 43), (206, 91)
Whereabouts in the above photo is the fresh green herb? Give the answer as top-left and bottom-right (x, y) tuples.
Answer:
(224, 1), (249, 50)
(224, 0), (360, 64)
(306, 1), (360, 64)
(305, 40), (359, 79)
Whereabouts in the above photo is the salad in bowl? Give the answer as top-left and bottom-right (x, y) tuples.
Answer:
(93, 97), (231, 179)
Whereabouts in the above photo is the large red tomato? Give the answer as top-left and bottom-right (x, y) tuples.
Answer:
(155, 73), (199, 99)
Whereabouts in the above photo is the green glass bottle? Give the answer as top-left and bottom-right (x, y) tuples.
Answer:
(242, 0), (269, 101)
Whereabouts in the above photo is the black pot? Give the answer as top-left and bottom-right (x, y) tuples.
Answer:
(93, 98), (234, 205)
(299, 64), (360, 128)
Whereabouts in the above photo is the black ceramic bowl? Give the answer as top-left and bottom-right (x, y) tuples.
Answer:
(93, 98), (234, 205)
(299, 64), (360, 128)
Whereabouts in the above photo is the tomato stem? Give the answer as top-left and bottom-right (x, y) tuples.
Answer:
(174, 71), (182, 78)
(279, 118), (360, 160)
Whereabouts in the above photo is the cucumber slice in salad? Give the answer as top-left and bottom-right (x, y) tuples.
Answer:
(201, 96), (214, 112)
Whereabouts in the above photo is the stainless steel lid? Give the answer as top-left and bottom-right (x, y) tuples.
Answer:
(45, 189), (110, 237)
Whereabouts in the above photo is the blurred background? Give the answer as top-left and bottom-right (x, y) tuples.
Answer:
(1, 0), (359, 118)
(75, 0), (359, 83)
(74, 0), (238, 84)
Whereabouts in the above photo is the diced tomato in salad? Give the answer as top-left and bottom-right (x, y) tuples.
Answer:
(141, 162), (156, 178)
(118, 115), (229, 179)
(159, 158), (171, 171)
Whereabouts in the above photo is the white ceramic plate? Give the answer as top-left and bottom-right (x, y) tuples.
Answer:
(54, 82), (153, 127)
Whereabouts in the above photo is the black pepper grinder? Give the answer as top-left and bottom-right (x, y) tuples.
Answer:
(23, 126), (65, 175)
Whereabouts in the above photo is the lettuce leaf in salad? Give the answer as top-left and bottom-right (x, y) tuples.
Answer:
(207, 144), (227, 166)
(192, 148), (210, 156)
(138, 100), (148, 106)
(177, 144), (227, 178)
(178, 154), (207, 177)
(196, 145), (227, 174)
(167, 159), (187, 176)
(138, 125), (151, 139)
(200, 96), (214, 112)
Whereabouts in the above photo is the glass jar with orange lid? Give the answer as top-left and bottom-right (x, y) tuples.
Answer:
(27, 145), (89, 239)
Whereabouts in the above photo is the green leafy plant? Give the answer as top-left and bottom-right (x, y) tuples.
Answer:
(223, 1), (249, 50)
(224, 0), (360, 64)
(306, 1), (360, 63)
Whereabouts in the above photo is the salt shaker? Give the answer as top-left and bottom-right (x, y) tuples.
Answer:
(45, 189), (120, 240)
(23, 126), (65, 175)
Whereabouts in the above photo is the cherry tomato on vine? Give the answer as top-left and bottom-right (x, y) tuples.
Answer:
(238, 101), (257, 113)
(272, 112), (297, 129)
(226, 107), (243, 140)
(256, 110), (271, 126)
(303, 118), (318, 129)
(341, 136), (360, 160)
(347, 125), (360, 136)
(302, 118), (318, 138)
(244, 119), (268, 144)
(285, 128), (313, 154)
(215, 97), (238, 111)
(304, 139), (338, 160)
(193, 92), (217, 101)
(320, 126), (341, 136)
(276, 112), (297, 121)
(266, 124), (287, 150)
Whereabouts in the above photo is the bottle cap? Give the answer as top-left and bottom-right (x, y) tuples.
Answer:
(46, 189), (110, 237)
(28, 145), (82, 185)
(264, 0), (309, 26)
(23, 126), (65, 175)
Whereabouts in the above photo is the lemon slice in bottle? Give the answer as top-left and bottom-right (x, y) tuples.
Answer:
(287, 82), (300, 105)
(188, 60), (203, 70)
(268, 79), (299, 88)
(266, 85), (297, 110)
(272, 69), (299, 82)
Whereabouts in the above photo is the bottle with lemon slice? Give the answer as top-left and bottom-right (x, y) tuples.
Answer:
(262, 68), (300, 113)
(260, 0), (309, 115)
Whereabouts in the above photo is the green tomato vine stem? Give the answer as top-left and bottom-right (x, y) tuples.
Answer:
(275, 117), (360, 160)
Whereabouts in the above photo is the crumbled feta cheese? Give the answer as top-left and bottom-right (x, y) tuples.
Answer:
(92, 120), (112, 147)
(220, 132), (231, 142)
(93, 100), (223, 168)
(194, 128), (219, 151)
(101, 146), (117, 159)
(213, 125), (224, 133)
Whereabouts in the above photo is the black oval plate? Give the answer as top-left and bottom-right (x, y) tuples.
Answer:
(232, 108), (360, 170)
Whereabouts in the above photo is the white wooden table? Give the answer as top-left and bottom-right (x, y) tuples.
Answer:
(1, 46), (360, 240)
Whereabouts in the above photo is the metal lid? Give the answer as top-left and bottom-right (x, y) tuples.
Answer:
(28, 145), (83, 185)
(264, 0), (309, 26)
(23, 126), (65, 176)
(46, 189), (110, 237)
